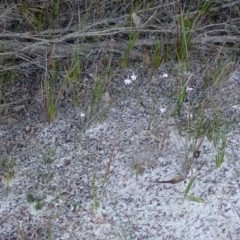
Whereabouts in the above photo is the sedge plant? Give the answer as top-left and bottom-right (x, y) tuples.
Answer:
(0, 157), (16, 191)
(216, 125), (227, 168)
(92, 172), (98, 210)
(121, 11), (140, 68)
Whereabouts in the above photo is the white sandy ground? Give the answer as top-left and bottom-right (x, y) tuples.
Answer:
(0, 69), (240, 239)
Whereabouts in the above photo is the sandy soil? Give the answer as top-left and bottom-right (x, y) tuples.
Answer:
(0, 64), (240, 240)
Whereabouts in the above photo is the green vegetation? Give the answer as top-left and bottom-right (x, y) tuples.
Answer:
(26, 148), (60, 214)
(92, 172), (99, 211)
(0, 157), (16, 191)
(26, 193), (45, 210)
(1, 0), (240, 238)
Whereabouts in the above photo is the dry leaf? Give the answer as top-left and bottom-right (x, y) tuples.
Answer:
(12, 105), (25, 112)
(98, 217), (105, 224)
(101, 91), (112, 107)
(156, 175), (187, 184)
(132, 12), (142, 27)
(142, 51), (151, 65)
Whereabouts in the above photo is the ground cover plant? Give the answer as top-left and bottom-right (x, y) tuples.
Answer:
(0, 0), (240, 239)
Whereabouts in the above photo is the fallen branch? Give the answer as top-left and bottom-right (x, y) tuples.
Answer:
(0, 34), (239, 65)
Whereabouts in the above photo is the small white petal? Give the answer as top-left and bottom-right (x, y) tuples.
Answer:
(186, 112), (193, 119)
(80, 112), (85, 118)
(183, 71), (192, 76)
(162, 73), (168, 79)
(124, 78), (132, 85)
(186, 86), (194, 91)
(160, 107), (166, 113)
(130, 72), (137, 81)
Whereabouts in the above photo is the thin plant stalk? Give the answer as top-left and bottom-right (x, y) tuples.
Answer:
(216, 126), (227, 168)
(92, 172), (98, 210)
